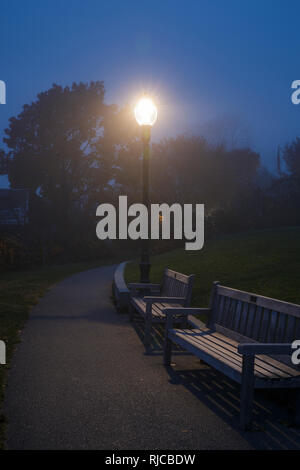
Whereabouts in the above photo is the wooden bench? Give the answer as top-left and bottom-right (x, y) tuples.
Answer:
(163, 281), (300, 430)
(128, 268), (194, 347)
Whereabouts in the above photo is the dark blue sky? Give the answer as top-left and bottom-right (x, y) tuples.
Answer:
(1, 0), (300, 187)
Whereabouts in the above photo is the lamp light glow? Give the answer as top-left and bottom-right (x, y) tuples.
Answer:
(134, 97), (157, 126)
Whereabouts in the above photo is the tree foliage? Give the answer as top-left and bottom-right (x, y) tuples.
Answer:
(283, 137), (300, 179)
(4, 82), (116, 204)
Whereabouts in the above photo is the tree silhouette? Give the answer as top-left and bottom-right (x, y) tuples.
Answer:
(283, 137), (300, 178)
(2, 81), (119, 245)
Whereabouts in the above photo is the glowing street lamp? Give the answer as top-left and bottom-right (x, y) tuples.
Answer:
(134, 97), (158, 126)
(134, 96), (158, 283)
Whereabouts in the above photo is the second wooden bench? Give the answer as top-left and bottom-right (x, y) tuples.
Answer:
(129, 268), (194, 347)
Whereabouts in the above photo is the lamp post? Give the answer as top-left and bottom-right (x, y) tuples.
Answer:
(134, 97), (158, 283)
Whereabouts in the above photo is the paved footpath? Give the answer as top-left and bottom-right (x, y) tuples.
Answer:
(4, 265), (300, 449)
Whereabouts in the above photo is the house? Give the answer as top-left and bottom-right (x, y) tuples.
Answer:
(0, 189), (30, 228)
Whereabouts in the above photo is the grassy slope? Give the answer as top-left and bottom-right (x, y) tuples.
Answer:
(0, 259), (108, 448)
(125, 227), (300, 307)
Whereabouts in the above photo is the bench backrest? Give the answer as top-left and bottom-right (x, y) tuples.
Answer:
(161, 268), (194, 307)
(208, 282), (300, 343)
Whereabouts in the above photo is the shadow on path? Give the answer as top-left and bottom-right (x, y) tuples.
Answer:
(131, 318), (300, 450)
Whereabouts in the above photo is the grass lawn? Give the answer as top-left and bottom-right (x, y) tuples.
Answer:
(0, 259), (108, 448)
(125, 227), (300, 307)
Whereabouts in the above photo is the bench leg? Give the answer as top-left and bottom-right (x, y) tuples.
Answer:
(164, 333), (172, 366)
(240, 354), (255, 431)
(129, 303), (135, 322)
(144, 317), (152, 347)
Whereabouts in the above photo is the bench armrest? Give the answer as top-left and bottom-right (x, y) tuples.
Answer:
(238, 343), (293, 356)
(144, 296), (186, 305)
(162, 307), (211, 331)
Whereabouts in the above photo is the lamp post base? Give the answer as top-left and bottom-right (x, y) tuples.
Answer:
(139, 261), (151, 283)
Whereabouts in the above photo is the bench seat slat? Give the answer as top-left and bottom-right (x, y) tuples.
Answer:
(168, 329), (244, 383)
(188, 323), (297, 378)
(210, 331), (299, 377)
(174, 329), (269, 379)
(152, 302), (184, 320)
(209, 333), (297, 378)
(131, 297), (184, 321)
(174, 330), (278, 380)
(169, 327), (300, 381)
(191, 319), (299, 375)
